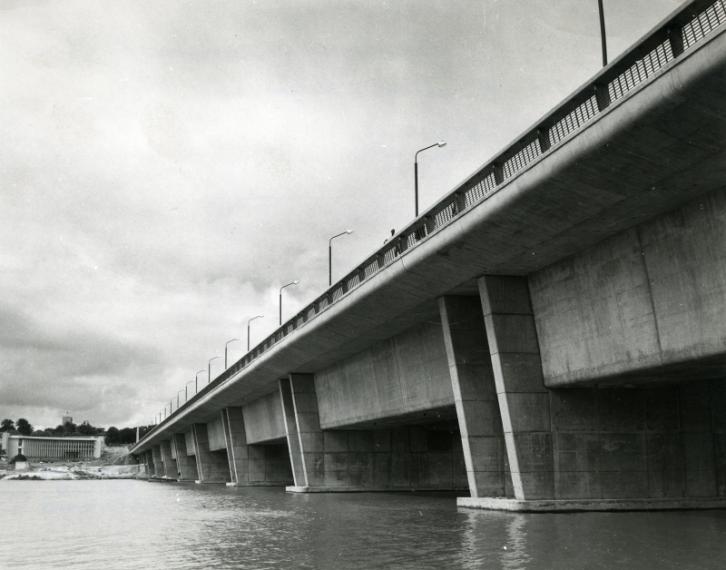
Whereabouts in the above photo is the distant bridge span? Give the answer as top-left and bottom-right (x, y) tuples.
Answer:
(132, 0), (726, 511)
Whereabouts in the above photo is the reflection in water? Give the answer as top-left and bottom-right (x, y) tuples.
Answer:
(1, 481), (726, 569)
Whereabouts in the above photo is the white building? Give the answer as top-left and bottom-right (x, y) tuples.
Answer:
(1, 433), (103, 461)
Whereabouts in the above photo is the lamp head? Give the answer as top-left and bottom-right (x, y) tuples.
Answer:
(345, 229), (354, 234)
(437, 141), (447, 147)
(293, 280), (300, 285)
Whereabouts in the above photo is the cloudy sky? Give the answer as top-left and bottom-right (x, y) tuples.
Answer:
(1, 0), (683, 429)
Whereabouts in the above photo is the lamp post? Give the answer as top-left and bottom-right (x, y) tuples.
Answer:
(176, 390), (184, 410)
(598, 0), (608, 66)
(247, 315), (264, 351)
(195, 369), (205, 394)
(224, 338), (240, 369)
(414, 141), (446, 217)
(279, 280), (299, 325)
(208, 356), (221, 384)
(185, 380), (195, 402)
(328, 230), (353, 286)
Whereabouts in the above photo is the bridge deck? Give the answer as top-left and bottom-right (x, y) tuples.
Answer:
(133, 0), (726, 453)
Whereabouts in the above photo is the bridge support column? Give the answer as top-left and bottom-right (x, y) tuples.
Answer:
(439, 295), (509, 498)
(223, 407), (292, 486)
(172, 433), (198, 482)
(478, 275), (554, 500)
(143, 450), (155, 478)
(280, 373), (324, 490)
(222, 407), (250, 486)
(192, 423), (230, 484)
(151, 446), (163, 479)
(159, 440), (177, 479)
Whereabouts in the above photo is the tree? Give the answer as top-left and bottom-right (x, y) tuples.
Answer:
(118, 427), (136, 444)
(0, 419), (14, 432)
(62, 421), (77, 435)
(78, 421), (96, 435)
(105, 426), (120, 445)
(16, 418), (33, 436)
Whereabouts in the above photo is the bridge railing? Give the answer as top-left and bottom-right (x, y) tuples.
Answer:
(150, 0), (726, 435)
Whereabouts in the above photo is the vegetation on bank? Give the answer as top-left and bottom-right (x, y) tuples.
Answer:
(0, 418), (153, 445)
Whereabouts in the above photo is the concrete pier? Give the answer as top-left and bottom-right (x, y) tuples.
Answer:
(192, 423), (229, 484)
(222, 407), (293, 486)
(151, 446), (163, 479)
(159, 440), (177, 480)
(172, 433), (198, 482)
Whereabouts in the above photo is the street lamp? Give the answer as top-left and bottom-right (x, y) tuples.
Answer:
(224, 338), (240, 369)
(185, 380), (195, 402)
(598, 0), (608, 66)
(279, 280), (299, 325)
(195, 369), (205, 394)
(414, 141), (446, 217)
(247, 315), (264, 351)
(328, 230), (354, 286)
(208, 356), (221, 384)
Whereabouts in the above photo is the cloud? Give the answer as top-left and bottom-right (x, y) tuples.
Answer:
(0, 0), (683, 428)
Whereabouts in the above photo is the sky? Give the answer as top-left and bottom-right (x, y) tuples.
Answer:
(0, 0), (684, 429)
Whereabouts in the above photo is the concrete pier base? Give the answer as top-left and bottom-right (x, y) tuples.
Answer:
(458, 496), (726, 512)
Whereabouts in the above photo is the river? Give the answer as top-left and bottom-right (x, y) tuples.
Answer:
(1, 480), (725, 569)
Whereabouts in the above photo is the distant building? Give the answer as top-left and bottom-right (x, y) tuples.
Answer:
(62, 412), (73, 425)
(0, 433), (103, 461)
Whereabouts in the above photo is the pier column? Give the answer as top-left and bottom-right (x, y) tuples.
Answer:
(222, 407), (292, 486)
(222, 407), (249, 485)
(192, 423), (230, 484)
(280, 373), (324, 490)
(144, 450), (155, 478)
(172, 433), (198, 481)
(439, 295), (509, 498)
(478, 275), (554, 500)
(159, 440), (177, 479)
(151, 446), (163, 479)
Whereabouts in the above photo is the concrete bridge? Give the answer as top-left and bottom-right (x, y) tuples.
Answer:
(131, 0), (726, 511)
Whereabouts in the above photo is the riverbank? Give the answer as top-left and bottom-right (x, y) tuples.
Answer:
(0, 449), (144, 480)
(0, 463), (144, 480)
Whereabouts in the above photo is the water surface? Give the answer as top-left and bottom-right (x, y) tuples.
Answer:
(2, 481), (726, 569)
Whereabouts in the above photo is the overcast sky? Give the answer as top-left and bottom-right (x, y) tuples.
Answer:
(1, 0), (683, 429)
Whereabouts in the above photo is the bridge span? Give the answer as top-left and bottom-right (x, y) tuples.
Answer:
(132, 0), (726, 511)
